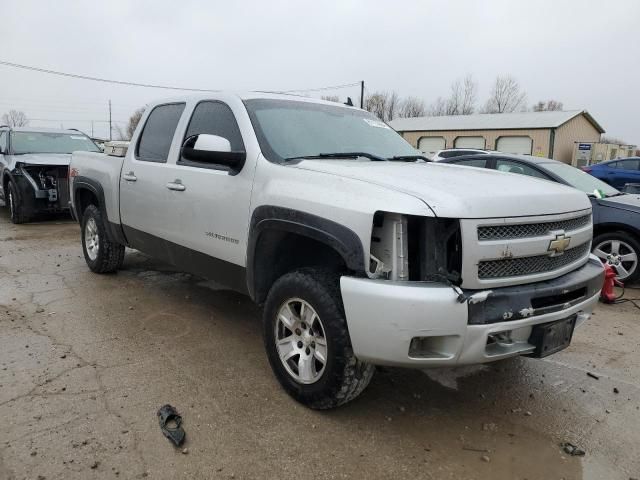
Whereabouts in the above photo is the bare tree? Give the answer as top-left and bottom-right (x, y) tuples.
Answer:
(427, 97), (447, 116)
(364, 91), (399, 122)
(125, 107), (145, 140)
(446, 75), (477, 115)
(482, 75), (527, 113)
(601, 135), (627, 145)
(397, 96), (426, 118)
(533, 100), (563, 112)
(321, 95), (340, 103)
(1, 110), (29, 127)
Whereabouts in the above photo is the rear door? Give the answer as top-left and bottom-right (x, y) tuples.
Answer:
(120, 102), (187, 244)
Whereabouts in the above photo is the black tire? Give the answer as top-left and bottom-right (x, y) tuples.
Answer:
(8, 181), (28, 224)
(81, 204), (125, 273)
(593, 230), (640, 283)
(263, 268), (375, 409)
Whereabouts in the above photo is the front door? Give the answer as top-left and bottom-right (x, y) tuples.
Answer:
(161, 100), (255, 268)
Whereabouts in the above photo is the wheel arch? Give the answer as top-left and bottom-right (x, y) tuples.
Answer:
(73, 176), (127, 245)
(593, 222), (640, 241)
(247, 206), (367, 304)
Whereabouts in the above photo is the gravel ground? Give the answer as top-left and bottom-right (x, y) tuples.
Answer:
(1, 210), (639, 480)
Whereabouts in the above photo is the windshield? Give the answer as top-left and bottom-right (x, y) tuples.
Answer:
(11, 131), (101, 155)
(244, 99), (418, 162)
(542, 162), (620, 196)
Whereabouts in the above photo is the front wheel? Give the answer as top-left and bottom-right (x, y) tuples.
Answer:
(81, 204), (125, 273)
(263, 269), (375, 409)
(592, 231), (640, 283)
(8, 181), (29, 224)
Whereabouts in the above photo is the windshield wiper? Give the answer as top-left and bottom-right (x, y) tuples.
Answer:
(284, 152), (387, 162)
(388, 155), (431, 162)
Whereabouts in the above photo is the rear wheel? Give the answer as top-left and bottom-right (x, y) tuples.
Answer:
(8, 181), (28, 224)
(263, 269), (375, 409)
(593, 231), (640, 283)
(81, 204), (125, 273)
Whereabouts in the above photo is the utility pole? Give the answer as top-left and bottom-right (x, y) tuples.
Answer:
(108, 100), (112, 141)
(360, 80), (364, 109)
(91, 120), (94, 137)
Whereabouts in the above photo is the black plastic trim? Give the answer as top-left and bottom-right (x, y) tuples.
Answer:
(466, 258), (604, 325)
(123, 225), (248, 294)
(246, 205), (366, 301)
(72, 176), (127, 245)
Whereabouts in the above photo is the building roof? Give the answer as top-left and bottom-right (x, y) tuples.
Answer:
(388, 110), (605, 134)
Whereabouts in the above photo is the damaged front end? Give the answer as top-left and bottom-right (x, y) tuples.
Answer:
(14, 163), (70, 215)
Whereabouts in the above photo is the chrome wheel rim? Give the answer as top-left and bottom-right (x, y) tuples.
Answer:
(85, 217), (99, 261)
(8, 190), (14, 217)
(275, 298), (327, 384)
(593, 239), (638, 280)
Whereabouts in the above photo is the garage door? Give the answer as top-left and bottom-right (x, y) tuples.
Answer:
(454, 136), (485, 149)
(418, 136), (446, 158)
(496, 136), (533, 155)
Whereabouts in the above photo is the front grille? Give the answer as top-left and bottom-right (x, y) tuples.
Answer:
(478, 243), (590, 279)
(478, 214), (591, 241)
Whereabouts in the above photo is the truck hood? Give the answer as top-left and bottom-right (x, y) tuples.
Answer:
(291, 160), (591, 219)
(12, 153), (72, 166)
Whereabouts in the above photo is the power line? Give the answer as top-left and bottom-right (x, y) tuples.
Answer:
(0, 59), (219, 92)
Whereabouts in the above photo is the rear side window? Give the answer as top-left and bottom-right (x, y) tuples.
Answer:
(454, 158), (488, 168)
(619, 159), (640, 171)
(136, 103), (185, 163)
(183, 101), (244, 151)
(0, 131), (6, 153)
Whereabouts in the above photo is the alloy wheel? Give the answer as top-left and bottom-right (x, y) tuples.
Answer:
(85, 217), (100, 261)
(593, 239), (638, 280)
(274, 298), (327, 384)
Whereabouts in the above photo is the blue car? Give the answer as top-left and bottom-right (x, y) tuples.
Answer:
(583, 157), (640, 190)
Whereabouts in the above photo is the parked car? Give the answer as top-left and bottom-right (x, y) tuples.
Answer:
(69, 93), (603, 408)
(583, 157), (640, 190)
(0, 127), (101, 223)
(439, 153), (640, 283)
(431, 148), (494, 161)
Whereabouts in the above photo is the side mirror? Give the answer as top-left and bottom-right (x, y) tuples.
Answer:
(181, 134), (246, 169)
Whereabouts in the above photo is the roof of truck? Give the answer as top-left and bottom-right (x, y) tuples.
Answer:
(147, 91), (362, 108)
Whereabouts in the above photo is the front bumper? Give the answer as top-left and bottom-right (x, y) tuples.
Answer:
(340, 256), (604, 367)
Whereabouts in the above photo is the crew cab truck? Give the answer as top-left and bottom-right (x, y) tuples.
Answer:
(69, 93), (604, 409)
(0, 127), (101, 223)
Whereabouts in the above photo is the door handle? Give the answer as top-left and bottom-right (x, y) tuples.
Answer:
(166, 180), (186, 191)
(122, 172), (137, 182)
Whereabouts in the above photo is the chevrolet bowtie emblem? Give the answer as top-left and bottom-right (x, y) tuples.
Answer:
(548, 233), (571, 255)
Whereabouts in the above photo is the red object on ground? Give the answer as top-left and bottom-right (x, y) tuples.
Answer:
(600, 263), (622, 304)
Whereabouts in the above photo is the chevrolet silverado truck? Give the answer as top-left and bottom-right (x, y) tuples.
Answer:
(0, 127), (101, 223)
(69, 93), (604, 409)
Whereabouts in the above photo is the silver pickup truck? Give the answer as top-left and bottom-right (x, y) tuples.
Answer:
(69, 92), (604, 409)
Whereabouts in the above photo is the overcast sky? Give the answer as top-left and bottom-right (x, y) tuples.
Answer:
(2, 0), (639, 143)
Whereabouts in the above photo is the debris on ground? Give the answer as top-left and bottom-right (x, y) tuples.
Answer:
(482, 422), (498, 432)
(587, 372), (600, 380)
(613, 387), (619, 394)
(481, 455), (491, 462)
(158, 404), (186, 447)
(561, 442), (586, 456)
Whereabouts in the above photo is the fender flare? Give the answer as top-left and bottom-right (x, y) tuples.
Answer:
(73, 176), (127, 245)
(246, 205), (366, 301)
